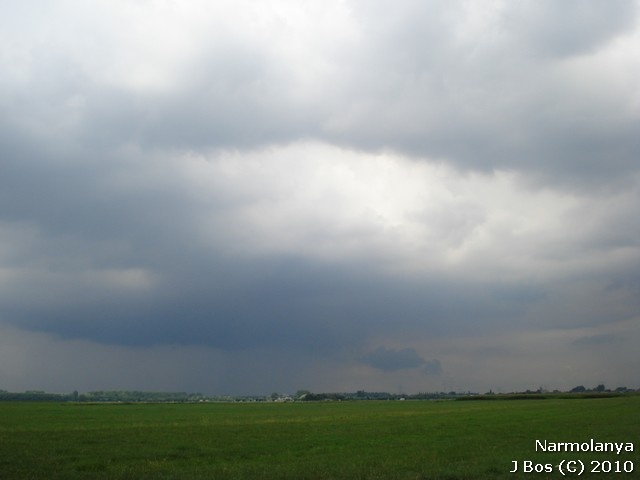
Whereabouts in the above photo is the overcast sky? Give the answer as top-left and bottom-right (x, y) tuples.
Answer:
(1, 0), (639, 396)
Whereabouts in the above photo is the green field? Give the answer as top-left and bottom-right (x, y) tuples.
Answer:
(0, 396), (638, 479)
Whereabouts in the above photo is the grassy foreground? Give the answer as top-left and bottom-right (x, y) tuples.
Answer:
(0, 396), (638, 479)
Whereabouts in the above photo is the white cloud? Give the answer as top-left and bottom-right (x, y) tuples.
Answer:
(175, 142), (640, 284)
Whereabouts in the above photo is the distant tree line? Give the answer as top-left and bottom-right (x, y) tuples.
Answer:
(292, 385), (639, 402)
(456, 385), (637, 401)
(0, 390), (208, 403)
(0, 390), (73, 402)
(0, 384), (637, 403)
(297, 390), (475, 401)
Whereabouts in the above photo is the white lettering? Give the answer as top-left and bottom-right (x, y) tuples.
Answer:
(535, 440), (634, 455)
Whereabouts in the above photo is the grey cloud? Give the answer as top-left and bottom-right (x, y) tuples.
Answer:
(0, 239), (531, 350)
(125, 58), (319, 151)
(3, 0), (638, 190)
(324, 1), (640, 189)
(422, 359), (443, 376)
(0, 144), (564, 350)
(490, 284), (548, 306)
(572, 334), (621, 347)
(1, 0), (639, 395)
(503, 0), (638, 58)
(0, 141), (634, 354)
(361, 346), (426, 371)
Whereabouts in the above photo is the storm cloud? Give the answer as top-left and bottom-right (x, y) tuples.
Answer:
(1, 0), (639, 395)
(361, 346), (428, 371)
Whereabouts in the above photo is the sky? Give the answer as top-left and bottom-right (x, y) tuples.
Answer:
(1, 0), (639, 396)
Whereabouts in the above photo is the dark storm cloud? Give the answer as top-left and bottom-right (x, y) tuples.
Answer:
(0, 139), (546, 352)
(0, 217), (538, 350)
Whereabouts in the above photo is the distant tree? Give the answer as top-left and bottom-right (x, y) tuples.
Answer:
(570, 385), (586, 393)
(595, 384), (606, 392)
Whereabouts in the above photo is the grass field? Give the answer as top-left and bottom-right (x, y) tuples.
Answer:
(0, 396), (638, 479)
